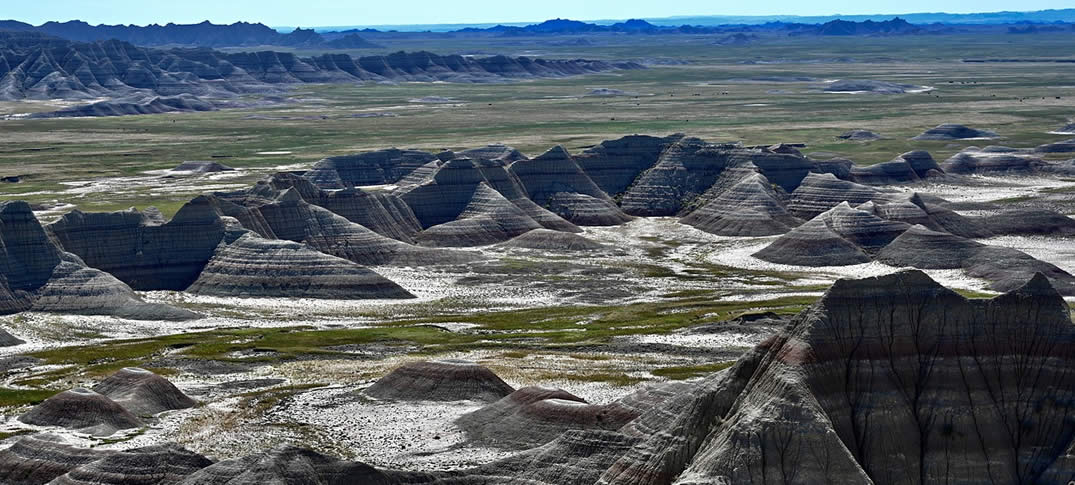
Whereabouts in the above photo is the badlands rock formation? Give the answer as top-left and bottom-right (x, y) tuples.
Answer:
(187, 233), (415, 299)
(251, 173), (423, 243)
(755, 202), (910, 266)
(18, 388), (143, 436)
(304, 149), (438, 188)
(49, 444), (213, 485)
(177, 446), (393, 484)
(0, 32), (641, 103)
(0, 436), (119, 485)
(511, 146), (633, 225)
(680, 173), (801, 236)
(91, 367), (196, 416)
(47, 196), (227, 290)
(1, 201), (196, 320)
(500, 229), (605, 250)
(848, 150), (941, 184)
(942, 146), (1046, 174)
(457, 386), (640, 449)
(214, 187), (471, 264)
(364, 360), (515, 402)
(574, 134), (683, 196)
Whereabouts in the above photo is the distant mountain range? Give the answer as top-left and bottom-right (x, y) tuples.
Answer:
(309, 8), (1075, 32)
(0, 20), (382, 48)
(456, 17), (927, 36)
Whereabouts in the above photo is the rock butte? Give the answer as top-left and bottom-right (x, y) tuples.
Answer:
(364, 360), (515, 402)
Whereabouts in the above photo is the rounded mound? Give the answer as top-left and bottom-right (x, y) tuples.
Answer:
(838, 129), (882, 141)
(500, 229), (604, 250)
(456, 386), (640, 449)
(0, 436), (110, 484)
(0, 327), (23, 347)
(913, 123), (997, 141)
(50, 443), (211, 485)
(91, 367), (196, 416)
(19, 388), (143, 436)
(364, 360), (514, 402)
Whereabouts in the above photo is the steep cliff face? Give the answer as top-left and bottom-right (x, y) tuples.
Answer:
(574, 134), (682, 197)
(226, 188), (473, 265)
(264, 173), (423, 242)
(677, 271), (1075, 484)
(511, 146), (632, 226)
(1, 201), (196, 320)
(304, 149), (438, 189)
(618, 139), (812, 217)
(47, 196), (226, 291)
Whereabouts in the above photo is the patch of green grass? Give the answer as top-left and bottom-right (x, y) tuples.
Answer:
(651, 361), (737, 380)
(0, 387), (59, 407)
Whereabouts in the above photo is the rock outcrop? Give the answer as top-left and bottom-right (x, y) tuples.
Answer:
(219, 188), (473, 265)
(2, 201), (196, 320)
(786, 173), (883, 219)
(19, 388), (143, 436)
(457, 386), (640, 449)
(250, 173), (423, 243)
(0, 327), (22, 346)
(848, 150), (941, 184)
(877, 225), (1075, 293)
(675, 271), (1075, 484)
(837, 129), (882, 141)
(173, 161), (234, 173)
(177, 446), (393, 485)
(391, 157), (559, 245)
(416, 183), (544, 247)
(47, 197), (226, 290)
(1036, 138), (1075, 153)
(941, 147), (1045, 174)
(187, 234), (415, 299)
(304, 149), (437, 188)
(754, 202), (909, 266)
(912, 123), (997, 140)
(982, 208), (1075, 236)
(0, 32), (641, 104)
(619, 138), (811, 217)
(500, 229), (605, 250)
(50, 444), (212, 485)
(574, 134), (681, 197)
(91, 367), (195, 416)
(511, 146), (632, 225)
(680, 173), (801, 236)
(0, 436), (113, 485)
(364, 360), (515, 402)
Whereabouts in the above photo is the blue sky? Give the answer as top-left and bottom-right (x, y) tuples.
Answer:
(5, 0), (1073, 27)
